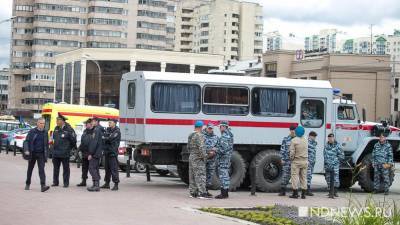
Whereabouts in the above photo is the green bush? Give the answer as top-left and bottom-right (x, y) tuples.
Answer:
(199, 207), (295, 225)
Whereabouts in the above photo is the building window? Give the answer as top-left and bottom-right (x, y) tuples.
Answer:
(310, 76), (317, 80)
(137, 10), (166, 19)
(151, 83), (201, 114)
(73, 61), (81, 104)
(264, 63), (277, 78)
(252, 88), (296, 117)
(395, 99), (399, 112)
(16, 5), (33, 12)
(200, 47), (208, 52)
(203, 86), (249, 115)
(395, 78), (399, 89)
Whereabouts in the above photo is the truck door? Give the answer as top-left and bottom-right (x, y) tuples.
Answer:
(124, 81), (136, 139)
(334, 104), (359, 151)
(300, 98), (326, 172)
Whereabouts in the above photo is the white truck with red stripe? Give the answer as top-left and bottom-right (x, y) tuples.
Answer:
(119, 71), (400, 192)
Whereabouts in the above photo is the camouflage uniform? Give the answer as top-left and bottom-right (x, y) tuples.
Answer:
(202, 129), (219, 187)
(216, 129), (234, 190)
(280, 135), (294, 188)
(307, 138), (317, 189)
(188, 131), (207, 196)
(324, 141), (344, 189)
(372, 141), (393, 192)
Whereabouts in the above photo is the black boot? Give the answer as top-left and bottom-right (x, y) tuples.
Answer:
(100, 182), (110, 189)
(111, 183), (119, 191)
(41, 185), (50, 192)
(215, 189), (229, 199)
(87, 181), (100, 192)
(334, 188), (339, 197)
(289, 190), (299, 199)
(305, 189), (314, 196)
(77, 179), (87, 187)
(301, 189), (306, 199)
(25, 184), (30, 190)
(278, 187), (286, 196)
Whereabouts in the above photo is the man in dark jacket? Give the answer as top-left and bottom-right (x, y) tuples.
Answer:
(100, 119), (121, 191)
(51, 114), (77, 188)
(76, 119), (94, 187)
(25, 118), (50, 192)
(92, 117), (105, 134)
(87, 119), (104, 192)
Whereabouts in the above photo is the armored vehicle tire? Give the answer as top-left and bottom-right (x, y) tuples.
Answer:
(208, 151), (246, 191)
(177, 162), (189, 185)
(250, 150), (281, 192)
(358, 153), (395, 192)
(157, 169), (170, 176)
(339, 170), (355, 189)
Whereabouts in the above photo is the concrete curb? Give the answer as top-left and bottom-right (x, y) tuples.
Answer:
(179, 206), (259, 225)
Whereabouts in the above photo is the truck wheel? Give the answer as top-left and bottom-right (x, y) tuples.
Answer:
(358, 153), (395, 192)
(177, 162), (189, 185)
(339, 170), (355, 189)
(209, 151), (246, 191)
(157, 169), (170, 176)
(250, 150), (281, 192)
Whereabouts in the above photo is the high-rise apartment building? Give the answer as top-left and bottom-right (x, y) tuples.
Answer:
(174, 0), (263, 61)
(0, 68), (9, 110)
(10, 0), (179, 112)
(304, 29), (340, 53)
(265, 31), (303, 51)
(10, 0), (262, 112)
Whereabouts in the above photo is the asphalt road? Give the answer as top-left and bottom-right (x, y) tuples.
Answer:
(0, 153), (399, 225)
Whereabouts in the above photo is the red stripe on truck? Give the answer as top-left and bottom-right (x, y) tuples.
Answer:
(122, 118), (300, 128)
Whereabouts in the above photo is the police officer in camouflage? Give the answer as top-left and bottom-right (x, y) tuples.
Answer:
(215, 121), (233, 199)
(202, 122), (218, 197)
(188, 120), (210, 199)
(279, 125), (296, 196)
(372, 133), (394, 195)
(100, 119), (121, 191)
(306, 131), (318, 196)
(324, 133), (344, 198)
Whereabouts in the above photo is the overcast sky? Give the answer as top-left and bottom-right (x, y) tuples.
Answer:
(0, 0), (399, 68)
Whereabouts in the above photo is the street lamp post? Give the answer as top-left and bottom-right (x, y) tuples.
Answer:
(83, 54), (102, 106)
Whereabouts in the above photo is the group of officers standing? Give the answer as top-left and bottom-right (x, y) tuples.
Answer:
(24, 114), (121, 192)
(279, 125), (394, 199)
(187, 120), (233, 199)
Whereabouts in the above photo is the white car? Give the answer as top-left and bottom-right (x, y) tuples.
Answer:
(9, 129), (29, 151)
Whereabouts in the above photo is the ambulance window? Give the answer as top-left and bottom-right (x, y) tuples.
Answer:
(43, 115), (51, 131)
(252, 88), (296, 117)
(203, 86), (249, 115)
(301, 100), (324, 128)
(151, 83), (200, 113)
(127, 82), (135, 108)
(338, 105), (355, 120)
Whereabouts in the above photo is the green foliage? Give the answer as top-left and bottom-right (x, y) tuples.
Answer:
(199, 207), (295, 225)
(336, 195), (399, 225)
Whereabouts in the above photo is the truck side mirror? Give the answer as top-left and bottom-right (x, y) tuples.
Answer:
(362, 108), (366, 122)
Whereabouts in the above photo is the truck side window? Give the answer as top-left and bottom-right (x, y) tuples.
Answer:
(301, 100), (324, 128)
(252, 88), (296, 117)
(127, 82), (135, 108)
(203, 86), (249, 115)
(151, 83), (201, 114)
(338, 105), (355, 120)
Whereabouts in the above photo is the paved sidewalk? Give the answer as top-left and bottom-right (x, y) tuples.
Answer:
(0, 154), (398, 225)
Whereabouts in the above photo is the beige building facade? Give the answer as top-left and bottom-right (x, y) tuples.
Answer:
(262, 51), (392, 122)
(174, 0), (263, 61)
(9, 0), (179, 112)
(54, 48), (224, 107)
